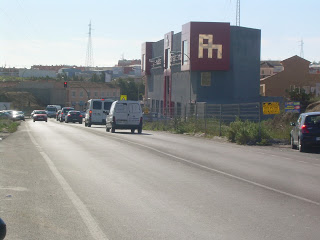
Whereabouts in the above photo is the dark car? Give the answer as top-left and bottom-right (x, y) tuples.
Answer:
(290, 112), (320, 152)
(12, 111), (25, 121)
(59, 107), (74, 122)
(32, 110), (48, 122)
(65, 110), (83, 124)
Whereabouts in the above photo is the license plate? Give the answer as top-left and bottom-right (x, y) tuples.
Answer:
(316, 137), (320, 141)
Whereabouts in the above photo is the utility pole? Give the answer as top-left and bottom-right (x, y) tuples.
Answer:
(85, 21), (94, 70)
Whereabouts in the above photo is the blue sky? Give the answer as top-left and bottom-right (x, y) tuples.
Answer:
(0, 0), (319, 68)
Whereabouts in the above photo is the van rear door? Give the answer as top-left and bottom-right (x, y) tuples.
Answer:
(91, 100), (103, 123)
(128, 103), (141, 126)
(114, 103), (128, 125)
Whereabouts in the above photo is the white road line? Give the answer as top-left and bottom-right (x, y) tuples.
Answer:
(26, 123), (108, 240)
(107, 134), (320, 206)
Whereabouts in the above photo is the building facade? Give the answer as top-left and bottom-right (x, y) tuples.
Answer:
(67, 82), (120, 110)
(141, 21), (261, 115)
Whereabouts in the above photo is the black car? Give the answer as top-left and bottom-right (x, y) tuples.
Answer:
(65, 110), (83, 124)
(59, 107), (74, 122)
(290, 112), (320, 152)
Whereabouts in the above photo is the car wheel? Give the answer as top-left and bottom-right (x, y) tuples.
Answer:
(106, 127), (110, 132)
(45, 120), (47, 122)
(79, 121), (82, 124)
(131, 129), (135, 134)
(33, 119), (35, 122)
(291, 135), (297, 149)
(138, 127), (142, 134)
(111, 127), (115, 133)
(88, 123), (91, 127)
(298, 138), (305, 152)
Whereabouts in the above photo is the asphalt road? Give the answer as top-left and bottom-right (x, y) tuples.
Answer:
(1, 119), (320, 240)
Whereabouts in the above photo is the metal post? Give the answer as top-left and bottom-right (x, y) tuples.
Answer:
(204, 103), (207, 136)
(219, 104), (222, 137)
(258, 102), (261, 142)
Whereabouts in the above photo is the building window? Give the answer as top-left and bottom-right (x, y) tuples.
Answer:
(142, 54), (145, 71)
(113, 91), (116, 97)
(165, 49), (169, 69)
(72, 91), (76, 98)
(94, 92), (98, 97)
(101, 92), (105, 98)
(182, 40), (188, 65)
(201, 72), (211, 86)
(80, 91), (83, 97)
(106, 92), (109, 97)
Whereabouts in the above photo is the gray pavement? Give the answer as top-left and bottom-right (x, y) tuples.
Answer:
(1, 119), (320, 239)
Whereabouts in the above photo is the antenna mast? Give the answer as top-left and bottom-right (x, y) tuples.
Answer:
(85, 21), (94, 70)
(299, 38), (304, 58)
(236, 0), (240, 26)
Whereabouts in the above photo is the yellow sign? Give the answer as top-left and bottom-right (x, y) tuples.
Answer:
(263, 102), (280, 115)
(120, 95), (127, 101)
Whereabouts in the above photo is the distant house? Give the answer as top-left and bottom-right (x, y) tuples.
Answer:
(260, 61), (283, 79)
(260, 55), (320, 97)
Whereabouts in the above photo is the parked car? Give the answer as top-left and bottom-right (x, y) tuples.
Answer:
(32, 110), (48, 122)
(106, 100), (143, 134)
(0, 110), (11, 119)
(290, 112), (320, 152)
(12, 111), (25, 121)
(85, 99), (114, 127)
(59, 107), (75, 122)
(56, 110), (61, 121)
(65, 110), (83, 124)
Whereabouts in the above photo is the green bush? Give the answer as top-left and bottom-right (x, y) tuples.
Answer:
(0, 119), (20, 133)
(227, 118), (271, 145)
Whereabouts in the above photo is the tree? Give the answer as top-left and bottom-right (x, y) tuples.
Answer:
(286, 88), (313, 111)
(113, 78), (145, 101)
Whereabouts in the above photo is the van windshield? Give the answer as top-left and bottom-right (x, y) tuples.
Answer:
(115, 103), (127, 113)
(46, 107), (57, 112)
(93, 101), (102, 110)
(104, 102), (113, 110)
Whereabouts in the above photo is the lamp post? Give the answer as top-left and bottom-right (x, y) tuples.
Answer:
(170, 51), (191, 105)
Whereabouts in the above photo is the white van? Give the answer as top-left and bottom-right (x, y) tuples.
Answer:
(106, 100), (143, 134)
(46, 105), (62, 118)
(84, 99), (114, 127)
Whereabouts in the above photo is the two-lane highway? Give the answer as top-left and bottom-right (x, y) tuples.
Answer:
(1, 118), (320, 239)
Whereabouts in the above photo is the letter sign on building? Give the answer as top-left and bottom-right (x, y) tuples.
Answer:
(198, 34), (222, 59)
(181, 22), (230, 72)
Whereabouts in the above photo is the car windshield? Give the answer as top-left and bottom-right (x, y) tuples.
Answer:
(63, 109), (73, 113)
(305, 115), (320, 126)
(35, 111), (46, 114)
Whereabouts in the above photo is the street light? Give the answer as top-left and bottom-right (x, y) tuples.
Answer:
(170, 50), (191, 104)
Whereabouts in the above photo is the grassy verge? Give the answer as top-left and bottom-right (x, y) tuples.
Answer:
(144, 113), (298, 146)
(0, 119), (20, 133)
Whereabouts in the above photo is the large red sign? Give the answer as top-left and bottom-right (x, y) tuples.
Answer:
(181, 22), (230, 71)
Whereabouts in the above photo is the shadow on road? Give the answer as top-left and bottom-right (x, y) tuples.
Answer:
(303, 146), (320, 154)
(111, 132), (152, 136)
